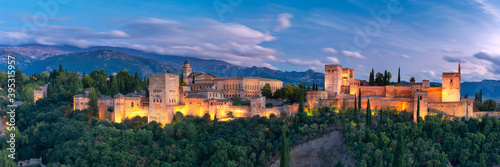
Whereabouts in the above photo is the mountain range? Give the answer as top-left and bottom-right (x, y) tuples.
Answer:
(0, 44), (498, 101)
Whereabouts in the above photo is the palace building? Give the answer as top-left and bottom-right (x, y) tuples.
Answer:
(308, 63), (474, 121)
(73, 58), (291, 125)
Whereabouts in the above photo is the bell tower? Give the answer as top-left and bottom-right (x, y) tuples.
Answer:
(182, 56), (192, 82)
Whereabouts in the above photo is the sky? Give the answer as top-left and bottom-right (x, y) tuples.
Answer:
(0, 0), (499, 82)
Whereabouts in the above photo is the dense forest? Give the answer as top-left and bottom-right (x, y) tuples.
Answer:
(1, 67), (500, 166)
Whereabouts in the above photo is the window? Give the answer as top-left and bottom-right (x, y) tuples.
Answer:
(131, 102), (134, 107)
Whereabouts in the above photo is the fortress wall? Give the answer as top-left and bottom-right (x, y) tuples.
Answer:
(358, 86), (386, 96)
(428, 102), (467, 117)
(422, 87), (442, 102)
(474, 112), (500, 118)
(393, 86), (413, 97)
(306, 91), (328, 108)
(342, 97), (414, 112)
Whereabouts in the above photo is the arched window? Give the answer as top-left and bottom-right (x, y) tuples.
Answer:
(131, 102), (134, 107)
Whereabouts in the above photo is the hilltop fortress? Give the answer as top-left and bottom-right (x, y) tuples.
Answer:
(307, 64), (474, 121)
(74, 58), (292, 125)
(72, 59), (475, 125)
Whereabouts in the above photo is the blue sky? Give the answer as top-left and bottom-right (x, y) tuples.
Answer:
(0, 0), (499, 82)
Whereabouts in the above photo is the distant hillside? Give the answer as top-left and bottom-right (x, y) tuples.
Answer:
(0, 49), (176, 77)
(461, 80), (500, 102)
(0, 45), (325, 85)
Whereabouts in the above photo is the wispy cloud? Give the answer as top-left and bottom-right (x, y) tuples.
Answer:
(322, 47), (338, 54)
(443, 56), (463, 63)
(275, 13), (293, 31)
(473, 50), (500, 74)
(341, 50), (367, 60)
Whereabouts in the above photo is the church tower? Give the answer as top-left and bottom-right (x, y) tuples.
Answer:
(182, 57), (192, 83)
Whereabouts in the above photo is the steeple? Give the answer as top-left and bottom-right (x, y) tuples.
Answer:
(184, 55), (189, 65)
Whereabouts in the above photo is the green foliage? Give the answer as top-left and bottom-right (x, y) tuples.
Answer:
(261, 83), (273, 98)
(369, 68), (375, 86)
(398, 67), (401, 83)
(366, 98), (371, 127)
(87, 88), (99, 119)
(280, 125), (290, 167)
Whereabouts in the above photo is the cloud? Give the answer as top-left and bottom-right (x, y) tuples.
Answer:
(474, 0), (500, 21)
(0, 17), (279, 68)
(286, 56), (340, 69)
(275, 13), (293, 31)
(341, 51), (367, 60)
(441, 48), (463, 55)
(262, 63), (279, 70)
(397, 54), (411, 60)
(443, 56), (463, 63)
(325, 57), (340, 64)
(322, 47), (338, 54)
(473, 50), (500, 74)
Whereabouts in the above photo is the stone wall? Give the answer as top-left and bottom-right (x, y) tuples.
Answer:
(428, 102), (467, 118)
(474, 112), (500, 118)
(422, 87), (442, 102)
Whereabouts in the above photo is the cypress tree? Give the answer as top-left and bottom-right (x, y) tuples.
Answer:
(416, 96), (420, 123)
(398, 67), (401, 83)
(369, 68), (375, 86)
(192, 73), (195, 84)
(342, 98), (346, 111)
(464, 93), (468, 98)
(384, 70), (388, 85)
(180, 72), (184, 85)
(479, 154), (486, 167)
(312, 82), (315, 91)
(358, 89), (362, 112)
(280, 125), (290, 167)
(393, 131), (405, 167)
(366, 98), (372, 127)
(354, 94), (357, 120)
(479, 89), (483, 102)
(379, 109), (383, 124)
(87, 88), (99, 119)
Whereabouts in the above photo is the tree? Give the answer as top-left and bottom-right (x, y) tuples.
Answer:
(375, 72), (384, 86)
(393, 131), (405, 167)
(369, 69), (375, 86)
(464, 93), (468, 98)
(179, 72), (186, 86)
(358, 89), (362, 112)
(342, 98), (346, 111)
(315, 83), (319, 91)
(479, 154), (486, 167)
(410, 77), (415, 83)
(192, 73), (195, 84)
(416, 96), (420, 123)
(298, 99), (305, 113)
(398, 67), (401, 83)
(387, 72), (392, 84)
(366, 98), (372, 127)
(280, 125), (290, 167)
(479, 89), (483, 102)
(354, 94), (357, 119)
(87, 88), (99, 119)
(261, 83), (273, 98)
(482, 99), (497, 111)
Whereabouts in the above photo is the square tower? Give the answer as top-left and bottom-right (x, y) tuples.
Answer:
(148, 73), (180, 125)
(442, 73), (460, 102)
(325, 65), (343, 97)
